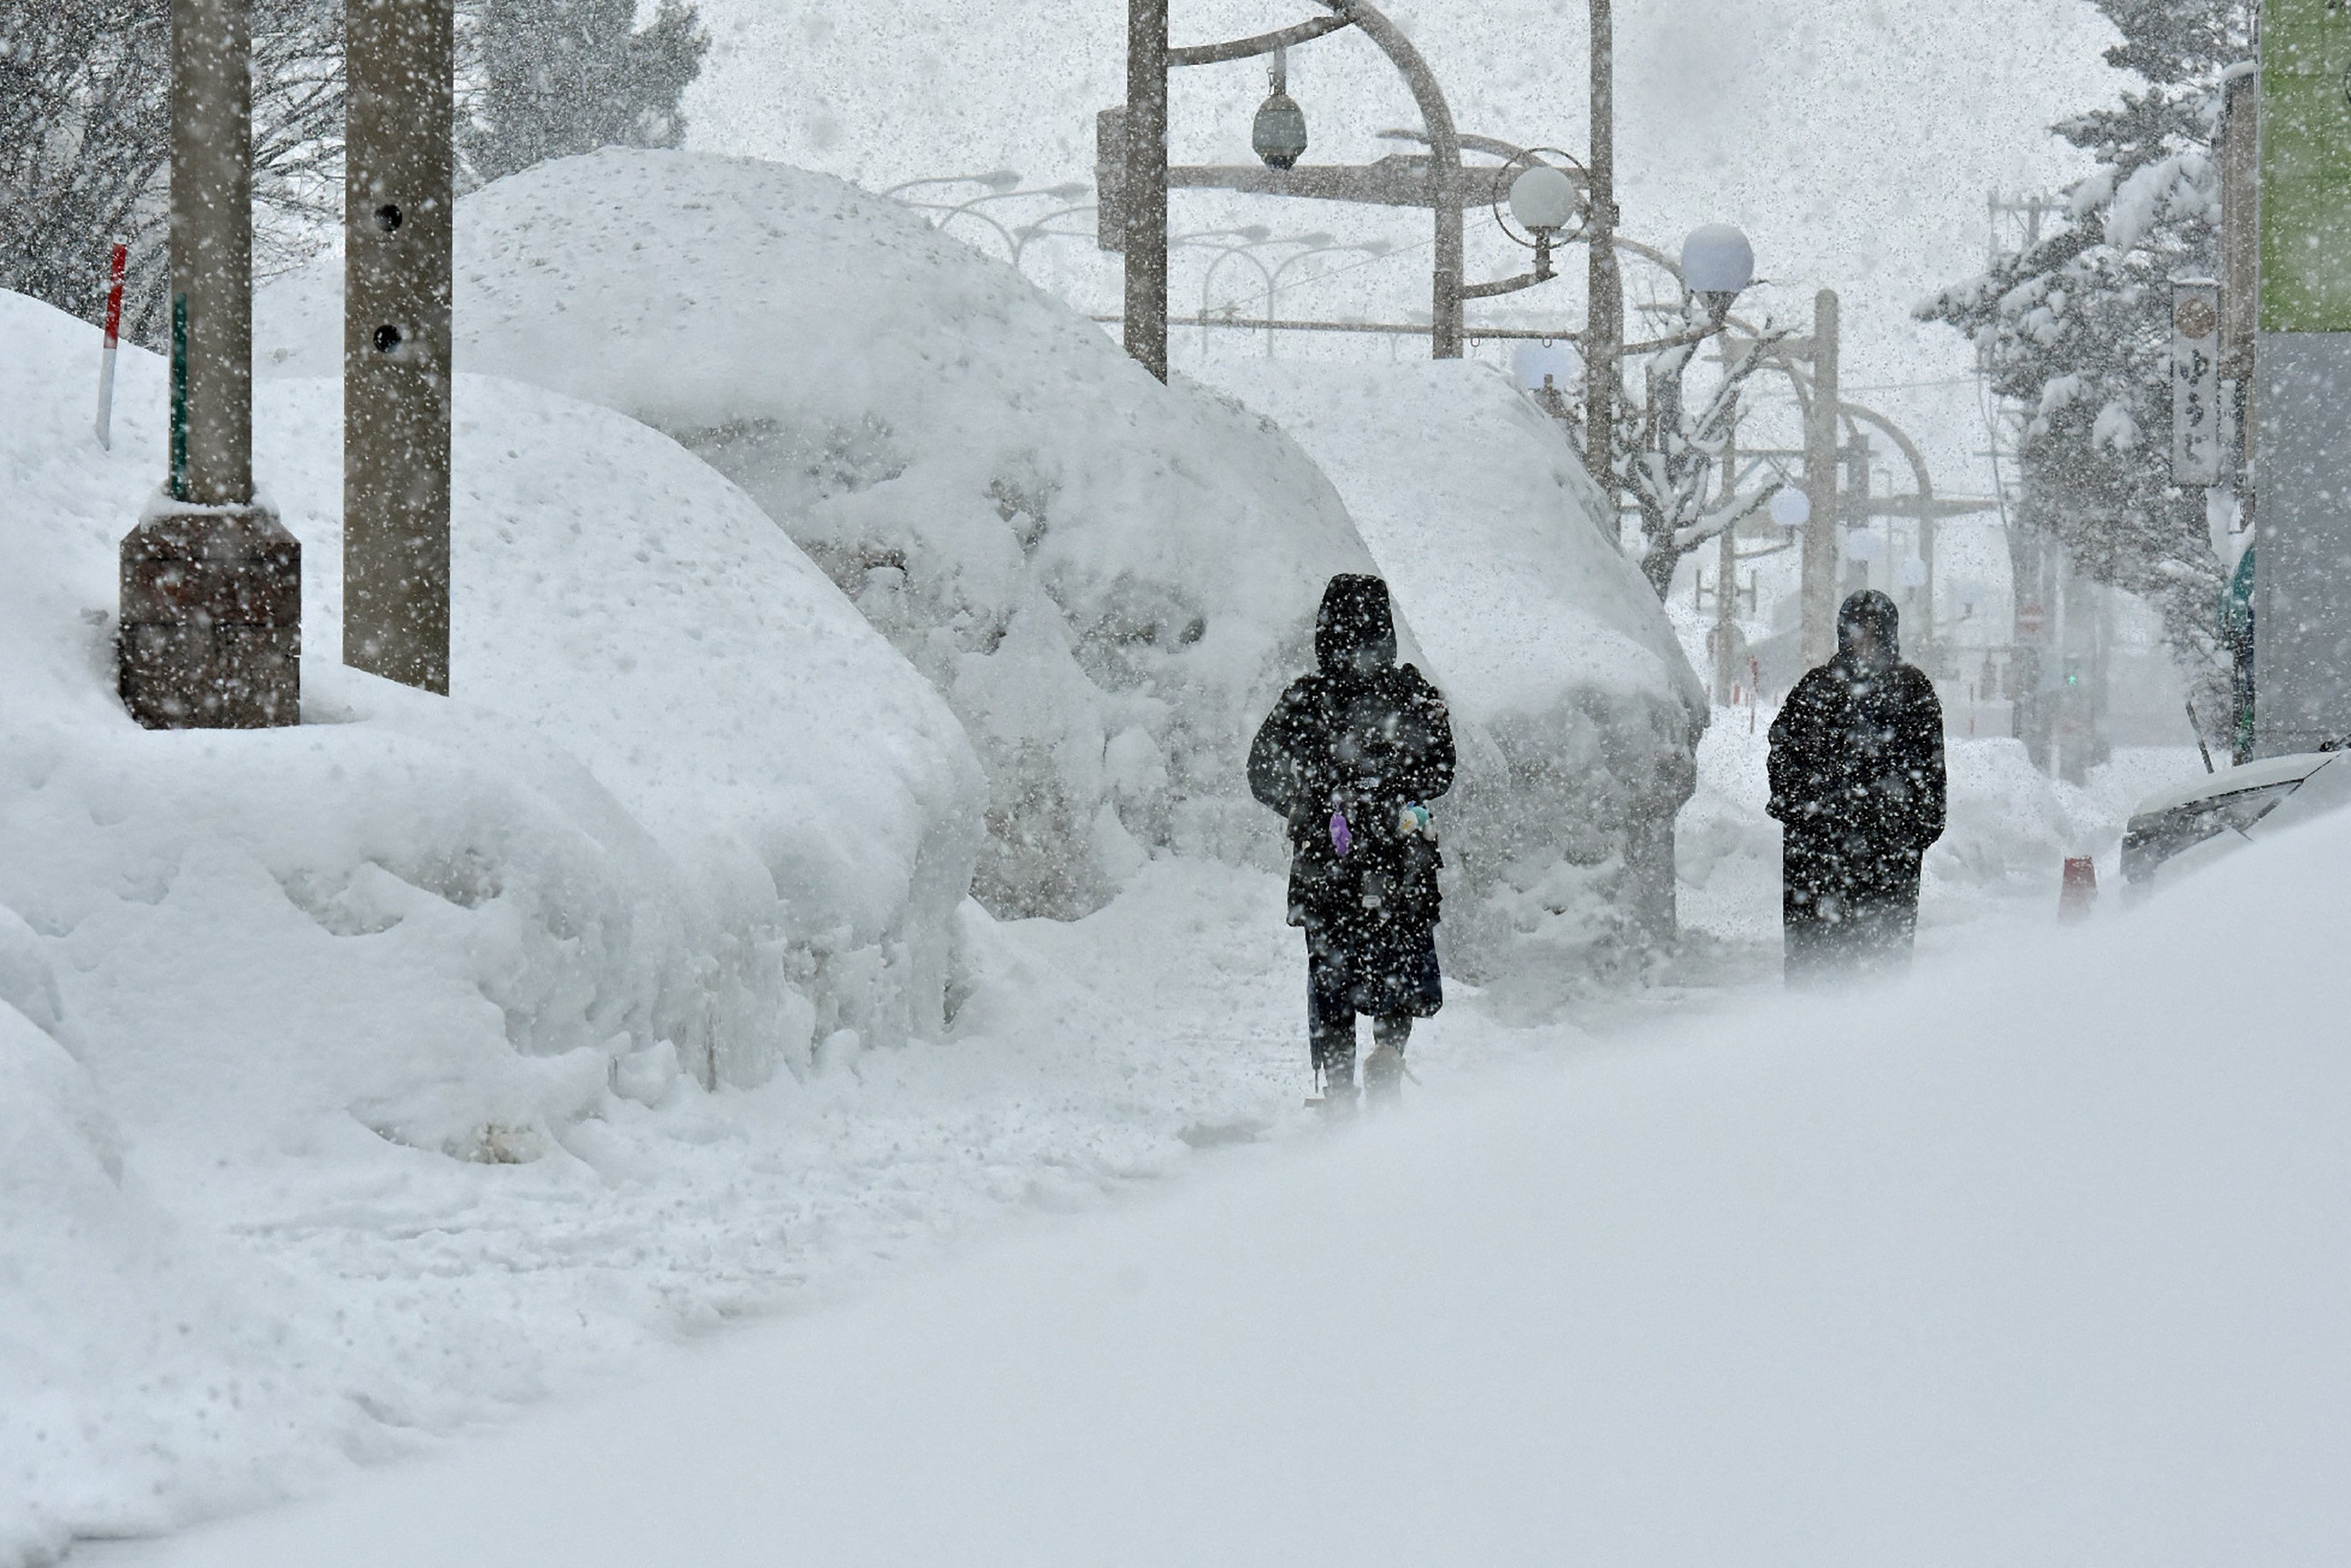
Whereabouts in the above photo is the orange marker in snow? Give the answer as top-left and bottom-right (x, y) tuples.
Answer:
(2059, 856), (2097, 922)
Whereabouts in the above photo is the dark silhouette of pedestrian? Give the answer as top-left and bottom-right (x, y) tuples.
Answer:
(1249, 576), (1455, 1111)
(1767, 589), (1946, 985)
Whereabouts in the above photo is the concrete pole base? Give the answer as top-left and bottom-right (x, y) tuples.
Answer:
(118, 495), (301, 728)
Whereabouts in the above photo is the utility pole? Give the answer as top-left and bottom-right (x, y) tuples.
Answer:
(1800, 288), (1840, 665)
(1583, 0), (1620, 523)
(344, 0), (455, 691)
(1123, 0), (1171, 381)
(1917, 494), (1939, 673)
(1714, 417), (1738, 705)
(2220, 69), (2259, 760)
(118, 0), (301, 729)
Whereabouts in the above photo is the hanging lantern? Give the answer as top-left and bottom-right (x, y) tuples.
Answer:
(1254, 91), (1309, 170)
(1253, 46), (1308, 171)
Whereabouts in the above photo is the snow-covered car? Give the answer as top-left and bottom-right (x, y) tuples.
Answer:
(2120, 750), (2351, 888)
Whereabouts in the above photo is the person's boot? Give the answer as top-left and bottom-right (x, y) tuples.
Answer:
(1311, 1017), (1356, 1117)
(1317, 1056), (1359, 1118)
(1364, 1014), (1409, 1106)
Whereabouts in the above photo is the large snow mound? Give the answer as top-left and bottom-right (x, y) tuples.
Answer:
(1210, 360), (1706, 993)
(0, 287), (983, 1554)
(6, 289), (981, 1076)
(258, 147), (1388, 919)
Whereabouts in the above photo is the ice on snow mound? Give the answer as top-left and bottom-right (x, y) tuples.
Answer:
(259, 147), (1386, 918)
(1209, 360), (1706, 990)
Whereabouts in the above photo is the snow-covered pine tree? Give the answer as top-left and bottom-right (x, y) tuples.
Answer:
(460, 0), (708, 187)
(1916, 0), (2256, 745)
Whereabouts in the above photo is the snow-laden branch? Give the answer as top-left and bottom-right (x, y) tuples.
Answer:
(2106, 148), (2219, 252)
(1669, 480), (1785, 554)
(1620, 318), (1795, 599)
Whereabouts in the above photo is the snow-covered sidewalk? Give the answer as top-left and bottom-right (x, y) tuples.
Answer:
(10, 707), (2186, 1564)
(10, 858), (1559, 1564)
(82, 785), (2351, 1568)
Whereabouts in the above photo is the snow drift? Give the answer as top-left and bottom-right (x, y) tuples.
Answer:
(5, 289), (981, 1085)
(1, 284), (987, 1557)
(94, 766), (2351, 1568)
(257, 147), (1387, 919)
(1210, 361), (1706, 994)
(0, 920), (406, 1568)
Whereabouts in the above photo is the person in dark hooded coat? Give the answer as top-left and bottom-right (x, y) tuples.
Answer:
(1248, 576), (1455, 1110)
(1768, 589), (1946, 985)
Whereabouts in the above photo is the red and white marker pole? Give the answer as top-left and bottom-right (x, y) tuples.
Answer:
(94, 242), (128, 450)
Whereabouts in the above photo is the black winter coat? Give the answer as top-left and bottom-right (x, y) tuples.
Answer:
(1768, 591), (1947, 917)
(1249, 577), (1456, 940)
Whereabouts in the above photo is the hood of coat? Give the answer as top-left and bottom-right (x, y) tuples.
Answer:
(1837, 589), (1901, 673)
(1314, 573), (1398, 676)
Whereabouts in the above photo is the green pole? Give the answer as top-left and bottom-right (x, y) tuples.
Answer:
(168, 294), (189, 502)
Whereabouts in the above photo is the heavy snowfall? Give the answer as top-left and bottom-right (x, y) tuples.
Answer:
(6, 0), (2346, 1562)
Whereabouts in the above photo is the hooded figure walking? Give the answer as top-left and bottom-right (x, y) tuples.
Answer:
(1250, 576), (1455, 1111)
(1768, 589), (1947, 985)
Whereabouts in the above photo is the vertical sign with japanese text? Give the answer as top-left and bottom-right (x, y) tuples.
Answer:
(2171, 279), (2222, 485)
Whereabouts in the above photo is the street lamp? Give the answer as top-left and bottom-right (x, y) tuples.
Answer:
(938, 181), (1092, 212)
(1010, 204), (1106, 271)
(924, 181), (1093, 254)
(1507, 164), (1579, 277)
(1111, 0), (1476, 378)
(1267, 237), (1388, 355)
(1195, 241), (1277, 353)
(1768, 486), (1812, 528)
(1680, 223), (1755, 323)
(1188, 229), (1316, 353)
(1466, 147), (1590, 303)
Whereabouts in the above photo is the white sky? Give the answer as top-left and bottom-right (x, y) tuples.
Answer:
(682, 0), (2130, 622)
